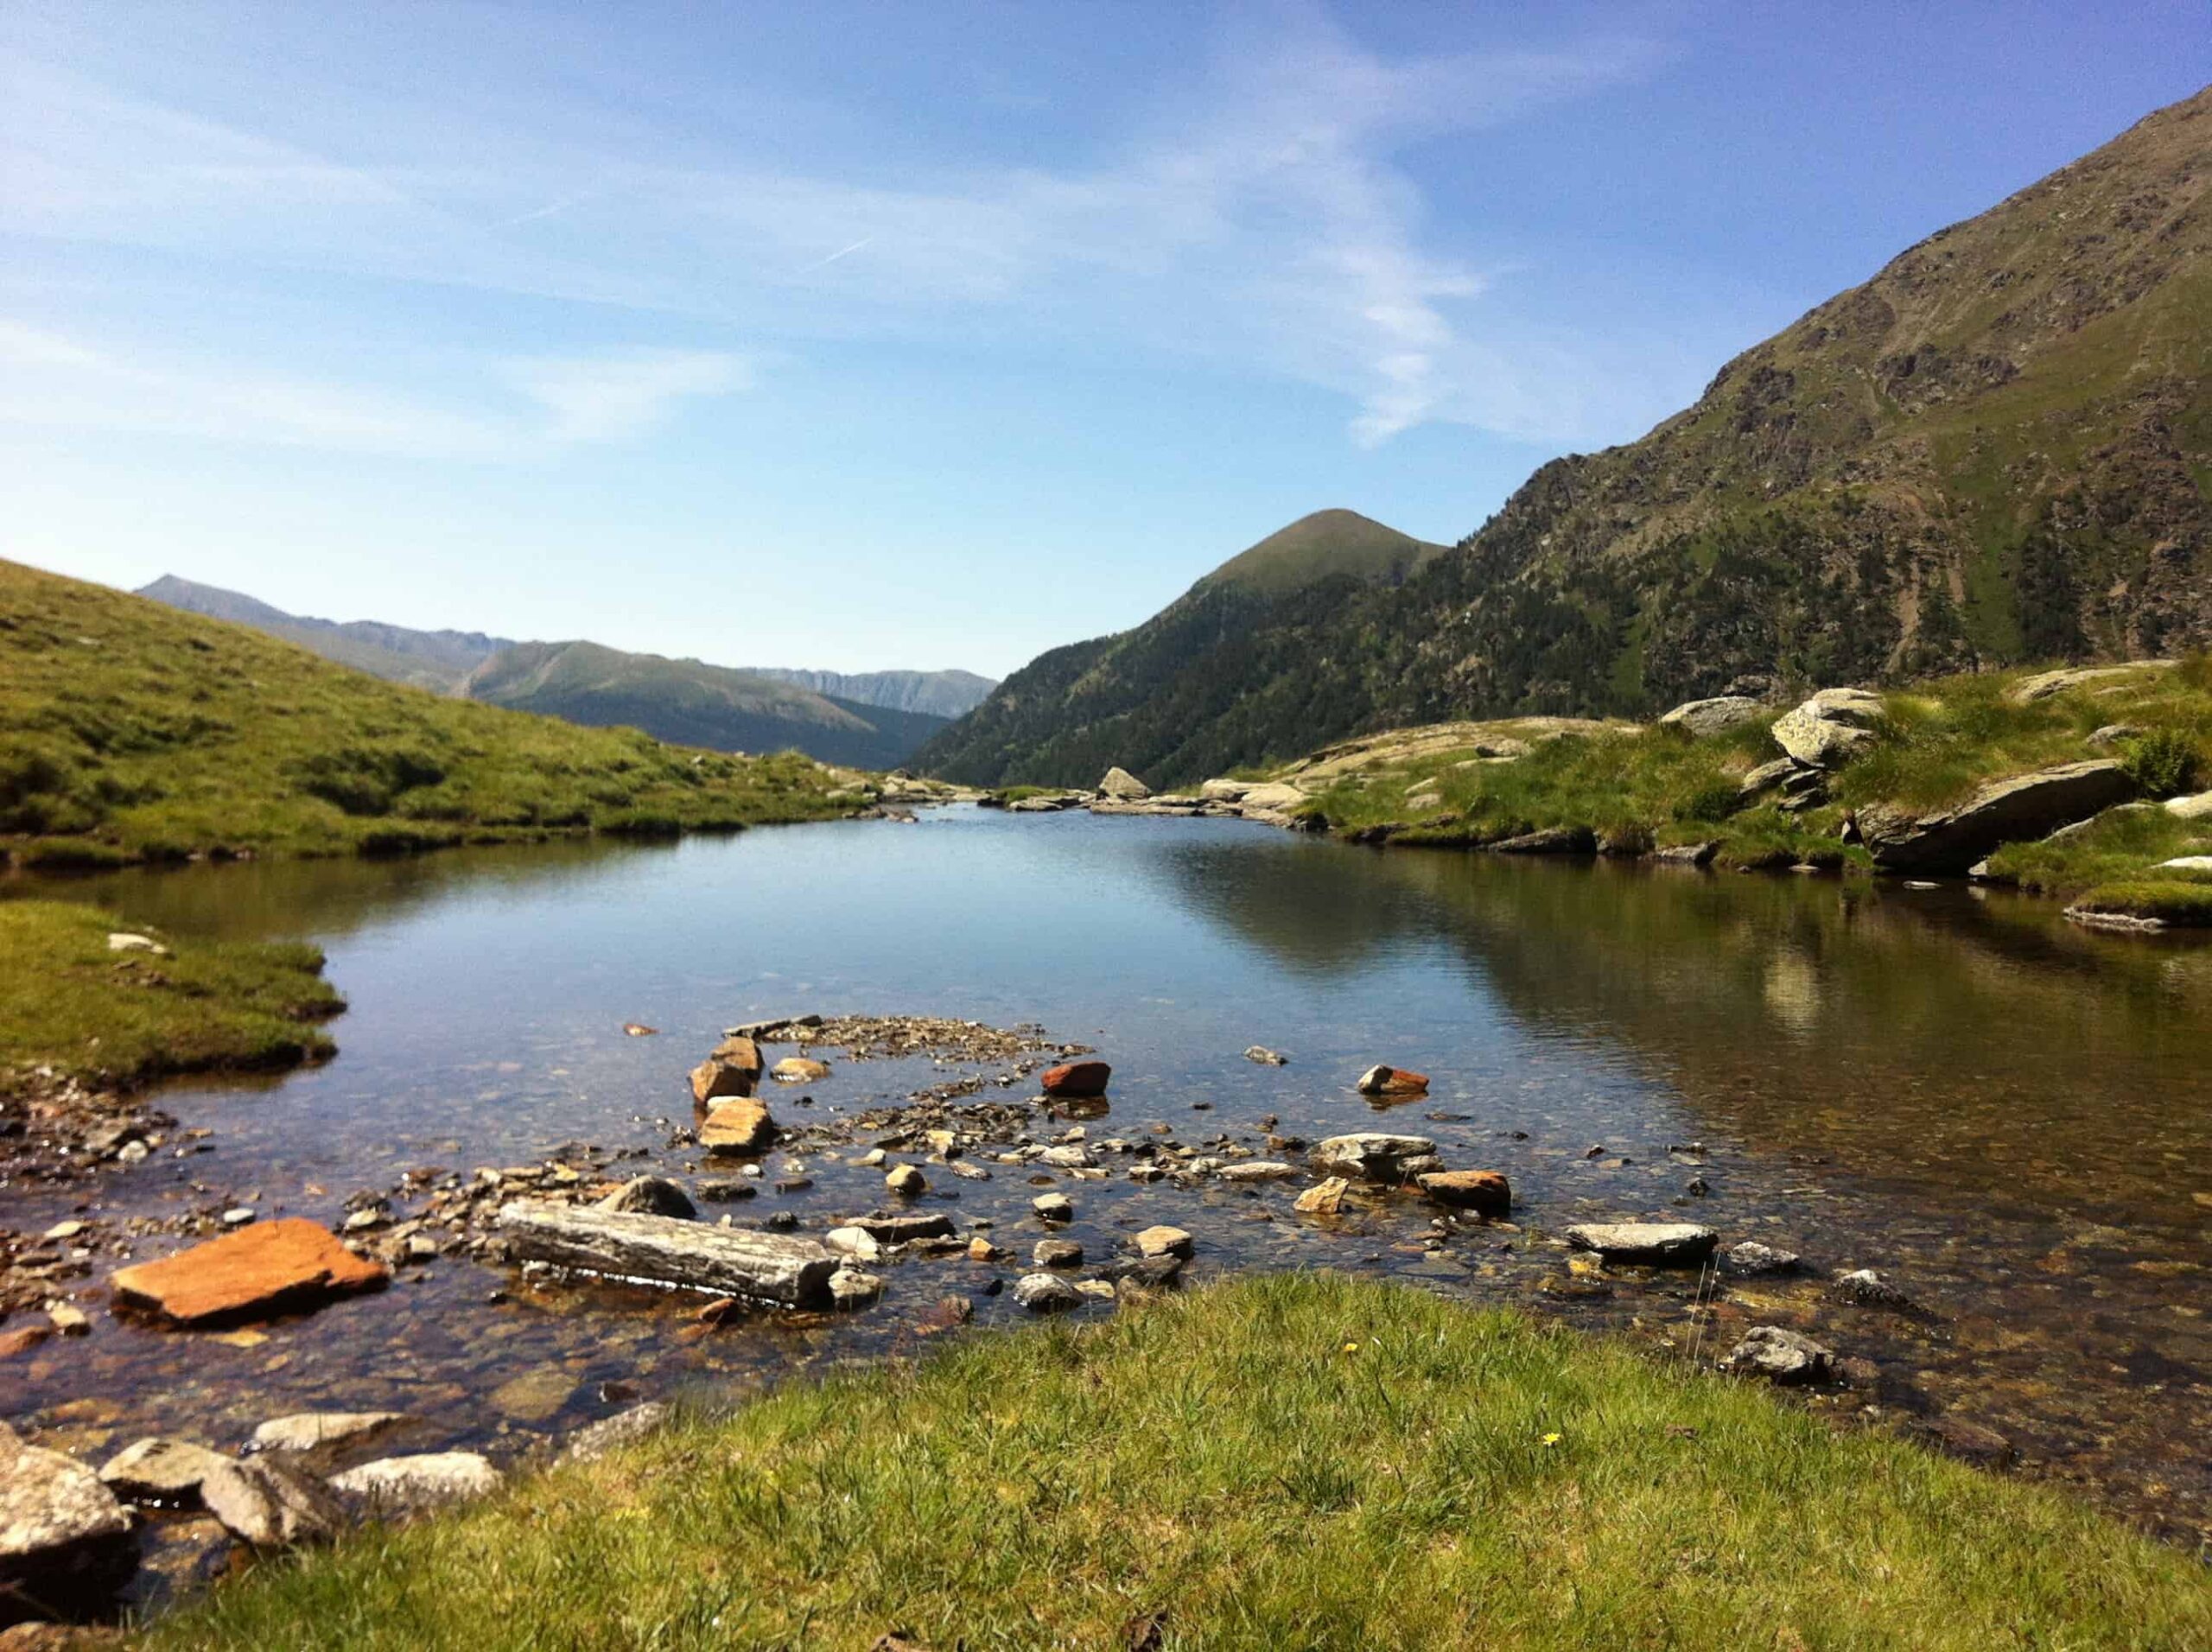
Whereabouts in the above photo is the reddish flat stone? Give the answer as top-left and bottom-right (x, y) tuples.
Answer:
(1039, 1060), (1110, 1098)
(111, 1218), (388, 1327)
(1356, 1064), (1429, 1096)
(1417, 1169), (1512, 1216)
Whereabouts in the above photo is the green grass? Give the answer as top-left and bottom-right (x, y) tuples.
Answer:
(146, 1274), (2212, 1650)
(2070, 874), (2212, 927)
(0, 899), (343, 1091)
(1294, 663), (2212, 889)
(0, 558), (851, 865)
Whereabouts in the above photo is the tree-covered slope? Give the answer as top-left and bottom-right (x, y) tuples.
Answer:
(925, 88), (2212, 788)
(913, 509), (1446, 785)
(465, 640), (946, 771)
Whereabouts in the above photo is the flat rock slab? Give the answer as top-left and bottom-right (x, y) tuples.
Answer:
(99, 1437), (232, 1507)
(497, 1200), (836, 1307)
(1, 1423), (137, 1617)
(250, 1412), (410, 1457)
(1312, 1133), (1441, 1182)
(1564, 1222), (1718, 1265)
(1657, 696), (1767, 738)
(111, 1217), (389, 1326)
(328, 1452), (504, 1516)
(1861, 759), (2135, 874)
(840, 1211), (956, 1244)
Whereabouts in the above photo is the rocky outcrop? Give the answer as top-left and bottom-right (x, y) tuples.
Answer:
(496, 1202), (836, 1307)
(2165, 791), (2212, 820)
(1097, 767), (1151, 800)
(111, 1218), (389, 1326)
(1658, 696), (1767, 738)
(1311, 1134), (1441, 1182)
(1491, 825), (1597, 855)
(1563, 1222), (1718, 1265)
(1720, 1326), (1835, 1384)
(1859, 760), (2137, 874)
(2009, 661), (2177, 702)
(1770, 689), (1885, 767)
(0, 1424), (136, 1621)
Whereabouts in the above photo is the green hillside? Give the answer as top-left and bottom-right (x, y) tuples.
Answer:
(0, 559), (847, 864)
(913, 509), (1448, 785)
(924, 88), (2212, 787)
(138, 574), (511, 693)
(464, 640), (946, 771)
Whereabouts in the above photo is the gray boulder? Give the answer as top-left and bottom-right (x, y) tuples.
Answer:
(1563, 1222), (1718, 1265)
(1014, 1273), (1083, 1313)
(1720, 1326), (1835, 1384)
(1833, 1268), (1923, 1312)
(202, 1457), (346, 1548)
(1859, 760), (2136, 874)
(328, 1452), (503, 1517)
(249, 1411), (410, 1457)
(1770, 689), (1885, 767)
(1721, 1242), (1801, 1277)
(0, 1423), (137, 1617)
(1097, 766), (1151, 800)
(559, 1402), (673, 1465)
(99, 1437), (232, 1507)
(1658, 696), (1767, 738)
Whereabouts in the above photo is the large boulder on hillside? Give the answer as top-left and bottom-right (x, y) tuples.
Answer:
(1859, 760), (2137, 874)
(1, 1423), (137, 1620)
(111, 1217), (388, 1326)
(1097, 767), (1151, 800)
(1658, 696), (1767, 738)
(1770, 689), (1885, 768)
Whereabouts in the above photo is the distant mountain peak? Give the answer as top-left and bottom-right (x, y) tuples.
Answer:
(1198, 509), (1445, 597)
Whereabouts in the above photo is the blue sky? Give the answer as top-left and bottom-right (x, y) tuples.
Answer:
(1, 3), (2203, 677)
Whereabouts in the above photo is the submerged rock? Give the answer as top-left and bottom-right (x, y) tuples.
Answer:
(1833, 1268), (1923, 1312)
(111, 1218), (389, 1327)
(1243, 1045), (1289, 1065)
(1720, 1326), (1835, 1385)
(770, 1057), (831, 1084)
(1563, 1223), (1718, 1265)
(1722, 1241), (1801, 1277)
(0, 1423), (137, 1617)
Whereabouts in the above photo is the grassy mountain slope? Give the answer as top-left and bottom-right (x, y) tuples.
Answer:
(747, 666), (997, 719)
(0, 559), (846, 863)
(913, 509), (1447, 785)
(139, 574), (512, 693)
(464, 641), (946, 770)
(925, 89), (2212, 787)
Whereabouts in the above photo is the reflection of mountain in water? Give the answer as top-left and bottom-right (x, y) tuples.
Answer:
(1169, 843), (2212, 1231)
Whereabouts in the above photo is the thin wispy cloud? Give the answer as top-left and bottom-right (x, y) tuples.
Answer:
(0, 10), (1681, 452)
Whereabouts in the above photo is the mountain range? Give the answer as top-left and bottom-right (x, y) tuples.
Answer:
(137, 575), (993, 769)
(921, 86), (2212, 788)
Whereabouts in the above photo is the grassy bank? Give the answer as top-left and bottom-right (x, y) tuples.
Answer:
(150, 1274), (2212, 1650)
(1290, 661), (2212, 906)
(0, 558), (851, 866)
(0, 899), (342, 1093)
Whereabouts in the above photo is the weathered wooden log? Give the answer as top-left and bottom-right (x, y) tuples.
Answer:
(496, 1202), (835, 1307)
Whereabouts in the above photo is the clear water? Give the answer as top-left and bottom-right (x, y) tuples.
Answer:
(9, 808), (2212, 1556)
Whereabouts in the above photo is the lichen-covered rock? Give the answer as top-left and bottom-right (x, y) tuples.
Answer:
(1770, 688), (1885, 767)
(1013, 1273), (1082, 1313)
(1720, 1325), (1835, 1384)
(1860, 760), (2136, 874)
(1658, 696), (1767, 737)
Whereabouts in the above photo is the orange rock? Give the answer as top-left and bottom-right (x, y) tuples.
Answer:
(699, 1096), (775, 1154)
(1416, 1169), (1511, 1216)
(710, 1034), (764, 1077)
(111, 1218), (387, 1326)
(1356, 1064), (1429, 1097)
(690, 1057), (757, 1106)
(1039, 1060), (1110, 1098)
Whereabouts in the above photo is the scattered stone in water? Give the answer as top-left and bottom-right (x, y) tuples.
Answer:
(885, 1165), (927, 1198)
(826, 1226), (884, 1262)
(1415, 1169), (1511, 1216)
(1293, 1178), (1353, 1216)
(1833, 1268), (1923, 1312)
(1013, 1273), (1082, 1313)
(1720, 1325), (1835, 1385)
(596, 1176), (697, 1220)
(1216, 1161), (1296, 1182)
(220, 1207), (257, 1226)
(42, 1220), (85, 1242)
(1135, 1225), (1193, 1260)
(1032, 1193), (1074, 1223)
(489, 1366), (580, 1425)
(623, 1022), (658, 1037)
(111, 1218), (389, 1327)
(771, 1057), (832, 1084)
(1562, 1223), (1719, 1266)
(699, 1097), (776, 1155)
(827, 1268), (885, 1309)
(250, 1411), (410, 1457)
(1243, 1045), (1288, 1065)
(1913, 1414), (2016, 1467)
(1039, 1061), (1110, 1099)
(1723, 1241), (1801, 1276)
(1356, 1064), (1429, 1097)
(328, 1452), (503, 1516)
(98, 1439), (232, 1510)
(1033, 1238), (1084, 1268)
(202, 1457), (345, 1548)
(1311, 1133), (1440, 1183)
(45, 1300), (90, 1337)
